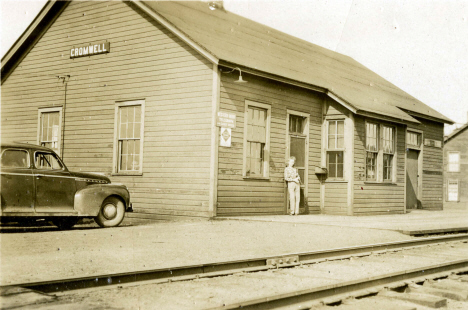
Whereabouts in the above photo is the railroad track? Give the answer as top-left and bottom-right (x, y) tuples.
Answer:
(213, 259), (468, 310)
(5, 234), (468, 293)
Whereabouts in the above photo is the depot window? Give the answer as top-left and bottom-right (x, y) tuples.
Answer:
(113, 100), (145, 175)
(406, 131), (421, 148)
(243, 100), (271, 178)
(327, 120), (344, 179)
(37, 107), (62, 155)
(366, 121), (396, 182)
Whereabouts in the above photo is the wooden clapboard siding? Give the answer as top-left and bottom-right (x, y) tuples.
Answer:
(408, 117), (444, 210)
(1, 0), (214, 219)
(353, 184), (405, 214)
(353, 116), (405, 214)
(321, 98), (350, 214)
(323, 182), (348, 215)
(216, 72), (323, 216)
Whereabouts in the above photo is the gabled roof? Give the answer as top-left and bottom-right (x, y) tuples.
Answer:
(140, 1), (452, 124)
(444, 122), (468, 143)
(1, 0), (454, 125)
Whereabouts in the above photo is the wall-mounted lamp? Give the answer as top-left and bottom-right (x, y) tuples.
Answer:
(223, 67), (248, 83)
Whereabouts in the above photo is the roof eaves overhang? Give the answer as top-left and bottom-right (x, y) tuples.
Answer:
(356, 110), (420, 125)
(1, 0), (69, 84)
(219, 61), (325, 92)
(219, 61), (358, 113)
(398, 108), (455, 125)
(135, 1), (219, 65)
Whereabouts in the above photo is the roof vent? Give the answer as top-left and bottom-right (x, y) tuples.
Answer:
(208, 1), (224, 11)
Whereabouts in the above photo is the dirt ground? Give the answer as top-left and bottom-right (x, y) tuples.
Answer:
(18, 242), (468, 310)
(0, 219), (415, 285)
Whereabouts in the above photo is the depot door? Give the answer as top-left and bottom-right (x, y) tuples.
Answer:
(406, 149), (419, 209)
(286, 111), (309, 213)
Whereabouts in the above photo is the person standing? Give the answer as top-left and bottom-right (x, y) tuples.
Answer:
(284, 156), (301, 215)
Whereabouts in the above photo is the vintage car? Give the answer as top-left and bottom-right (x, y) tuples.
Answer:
(0, 142), (132, 229)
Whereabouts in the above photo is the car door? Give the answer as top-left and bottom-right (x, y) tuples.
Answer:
(33, 151), (76, 213)
(1, 148), (35, 213)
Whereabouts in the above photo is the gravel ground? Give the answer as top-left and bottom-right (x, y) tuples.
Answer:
(20, 242), (468, 310)
(0, 220), (416, 285)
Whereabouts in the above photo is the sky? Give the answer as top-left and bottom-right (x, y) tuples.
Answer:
(1, 0), (467, 135)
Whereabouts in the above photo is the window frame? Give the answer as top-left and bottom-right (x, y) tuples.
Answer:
(447, 179), (459, 202)
(365, 120), (397, 183)
(242, 100), (271, 179)
(1, 148), (31, 169)
(326, 119), (345, 180)
(382, 125), (395, 182)
(37, 107), (63, 156)
(406, 130), (422, 150)
(365, 121), (380, 181)
(447, 151), (460, 172)
(112, 99), (145, 176)
(33, 151), (65, 171)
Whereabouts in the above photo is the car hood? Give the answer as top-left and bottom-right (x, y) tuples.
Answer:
(69, 171), (111, 183)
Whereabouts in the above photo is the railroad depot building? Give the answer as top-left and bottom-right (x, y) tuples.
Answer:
(444, 121), (468, 210)
(1, 0), (454, 220)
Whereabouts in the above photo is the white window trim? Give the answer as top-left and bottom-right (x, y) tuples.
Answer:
(112, 99), (145, 176)
(447, 179), (459, 202)
(365, 120), (397, 183)
(325, 119), (345, 180)
(365, 120), (380, 182)
(37, 107), (63, 156)
(406, 129), (423, 150)
(242, 100), (271, 179)
(447, 151), (460, 172)
(382, 124), (396, 182)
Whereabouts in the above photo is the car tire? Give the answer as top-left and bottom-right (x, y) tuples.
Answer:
(52, 218), (78, 230)
(95, 197), (125, 228)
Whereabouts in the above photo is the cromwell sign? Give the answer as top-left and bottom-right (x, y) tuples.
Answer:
(70, 42), (110, 58)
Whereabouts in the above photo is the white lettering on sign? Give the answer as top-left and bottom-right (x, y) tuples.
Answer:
(70, 42), (110, 59)
(217, 111), (236, 129)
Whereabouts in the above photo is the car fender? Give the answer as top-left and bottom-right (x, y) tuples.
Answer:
(74, 184), (130, 216)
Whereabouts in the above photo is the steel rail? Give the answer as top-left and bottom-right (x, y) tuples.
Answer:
(10, 233), (468, 294)
(210, 259), (468, 310)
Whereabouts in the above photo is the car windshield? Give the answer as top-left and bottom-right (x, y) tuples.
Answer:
(35, 152), (63, 170)
(1, 149), (30, 168)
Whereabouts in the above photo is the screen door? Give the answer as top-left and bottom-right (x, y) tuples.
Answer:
(286, 111), (309, 211)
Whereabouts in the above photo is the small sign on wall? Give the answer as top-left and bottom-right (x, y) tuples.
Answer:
(220, 127), (231, 147)
(217, 111), (236, 128)
(424, 138), (442, 148)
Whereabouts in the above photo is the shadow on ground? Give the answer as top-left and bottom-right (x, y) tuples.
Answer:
(0, 220), (102, 233)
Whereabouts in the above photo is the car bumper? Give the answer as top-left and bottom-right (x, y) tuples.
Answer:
(126, 203), (133, 212)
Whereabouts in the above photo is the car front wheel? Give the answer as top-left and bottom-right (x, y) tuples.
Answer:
(95, 197), (125, 228)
